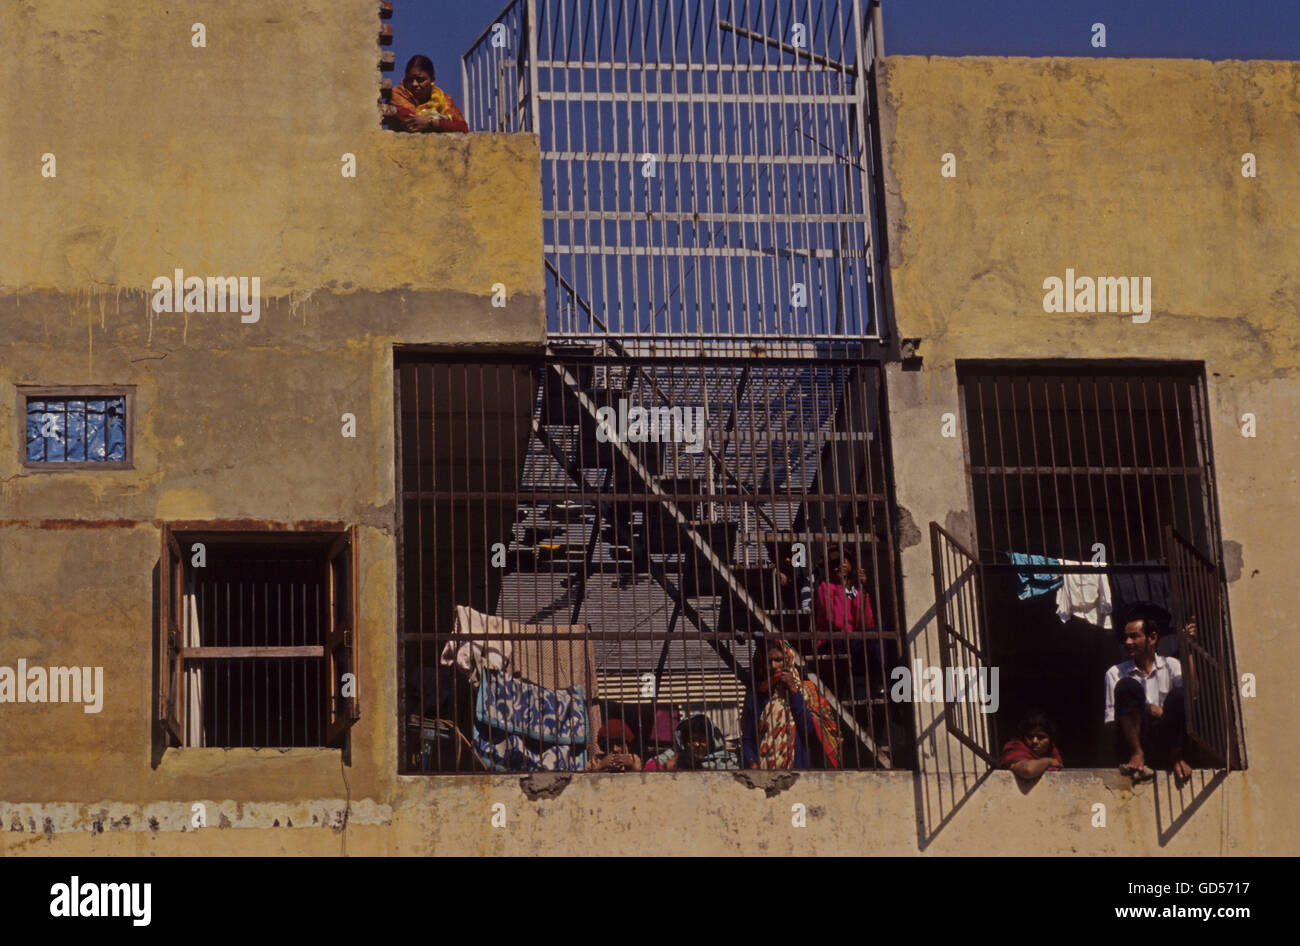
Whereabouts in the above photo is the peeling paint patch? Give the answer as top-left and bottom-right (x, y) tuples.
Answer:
(0, 799), (392, 835)
(1222, 541), (1243, 582)
(733, 771), (800, 797)
(896, 505), (922, 549)
(520, 773), (571, 800)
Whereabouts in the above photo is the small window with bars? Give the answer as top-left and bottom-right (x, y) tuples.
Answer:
(20, 387), (132, 469)
(945, 363), (1244, 770)
(158, 525), (360, 749)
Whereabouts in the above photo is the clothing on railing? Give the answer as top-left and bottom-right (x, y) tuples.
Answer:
(446, 605), (602, 768)
(441, 605), (512, 679)
(1053, 560), (1113, 629)
(1008, 551), (1064, 601)
(1007, 553), (1114, 629)
(1109, 564), (1180, 656)
(473, 670), (589, 771)
(442, 605), (599, 693)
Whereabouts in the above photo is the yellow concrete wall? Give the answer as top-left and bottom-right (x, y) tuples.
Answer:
(876, 56), (1299, 855)
(0, 0), (544, 306)
(3, 32), (1296, 855)
(0, 0), (541, 828)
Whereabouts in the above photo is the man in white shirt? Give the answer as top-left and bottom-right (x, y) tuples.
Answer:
(1104, 603), (1192, 781)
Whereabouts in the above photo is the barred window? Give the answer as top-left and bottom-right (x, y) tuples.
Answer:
(21, 387), (132, 468)
(396, 351), (910, 774)
(158, 525), (360, 749)
(940, 363), (1244, 769)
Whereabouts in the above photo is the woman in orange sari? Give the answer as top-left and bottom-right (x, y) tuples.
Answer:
(389, 55), (469, 134)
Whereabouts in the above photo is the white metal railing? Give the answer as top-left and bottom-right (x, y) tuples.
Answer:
(464, 0), (887, 343)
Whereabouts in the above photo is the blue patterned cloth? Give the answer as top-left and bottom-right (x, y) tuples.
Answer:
(473, 732), (588, 772)
(1008, 552), (1063, 601)
(473, 671), (589, 771)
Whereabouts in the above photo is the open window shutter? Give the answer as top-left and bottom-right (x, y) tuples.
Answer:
(158, 525), (184, 744)
(1165, 526), (1232, 768)
(326, 527), (361, 745)
(930, 522), (998, 766)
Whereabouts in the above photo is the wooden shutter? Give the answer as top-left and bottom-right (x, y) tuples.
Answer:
(1165, 526), (1234, 768)
(326, 527), (361, 745)
(930, 522), (998, 766)
(158, 525), (184, 744)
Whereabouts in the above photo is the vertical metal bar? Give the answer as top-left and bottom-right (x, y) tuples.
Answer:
(1073, 373), (1104, 578)
(419, 362), (432, 768)
(1104, 376), (1136, 563)
(1168, 375), (1201, 556)
(277, 579), (283, 747)
(1119, 376), (1151, 562)
(1054, 374), (1091, 571)
(990, 376), (1021, 561)
(528, 0), (542, 133)
(1090, 377), (1122, 566)
(1020, 374), (1053, 560)
(262, 577), (268, 747)
(238, 573), (244, 745)
(461, 51), (470, 129)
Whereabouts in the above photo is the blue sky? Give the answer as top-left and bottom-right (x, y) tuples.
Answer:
(393, 0), (1300, 112)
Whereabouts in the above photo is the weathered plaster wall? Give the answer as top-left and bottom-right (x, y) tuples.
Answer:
(0, 2), (541, 818)
(0, 767), (1268, 856)
(877, 56), (1299, 854)
(0, 0), (544, 308)
(3, 28), (1296, 855)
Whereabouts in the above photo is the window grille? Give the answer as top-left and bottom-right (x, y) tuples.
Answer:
(463, 0), (888, 342)
(158, 526), (359, 749)
(396, 350), (908, 773)
(21, 387), (132, 469)
(948, 363), (1244, 768)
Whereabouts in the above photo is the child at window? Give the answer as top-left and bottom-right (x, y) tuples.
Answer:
(999, 710), (1064, 779)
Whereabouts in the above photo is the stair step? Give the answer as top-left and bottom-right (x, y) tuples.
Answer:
(837, 698), (891, 707)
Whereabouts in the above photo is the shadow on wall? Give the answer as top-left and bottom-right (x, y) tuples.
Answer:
(1155, 767), (1230, 849)
(907, 568), (1233, 850)
(905, 597), (997, 851)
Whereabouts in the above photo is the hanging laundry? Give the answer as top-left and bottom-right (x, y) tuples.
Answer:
(440, 605), (513, 678)
(1008, 551), (1064, 601)
(1109, 563), (1172, 625)
(472, 670), (590, 771)
(1053, 560), (1113, 629)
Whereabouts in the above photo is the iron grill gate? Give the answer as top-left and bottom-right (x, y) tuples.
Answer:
(930, 522), (997, 765)
(396, 351), (906, 773)
(1165, 527), (1236, 768)
(463, 0), (887, 342)
(955, 363), (1243, 768)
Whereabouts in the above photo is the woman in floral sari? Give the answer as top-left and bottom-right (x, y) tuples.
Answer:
(389, 55), (469, 134)
(741, 638), (843, 769)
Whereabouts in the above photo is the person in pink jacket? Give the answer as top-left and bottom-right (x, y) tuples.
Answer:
(813, 549), (883, 702)
(815, 549), (874, 649)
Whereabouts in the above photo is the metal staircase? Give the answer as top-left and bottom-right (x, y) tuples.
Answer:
(501, 347), (892, 766)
